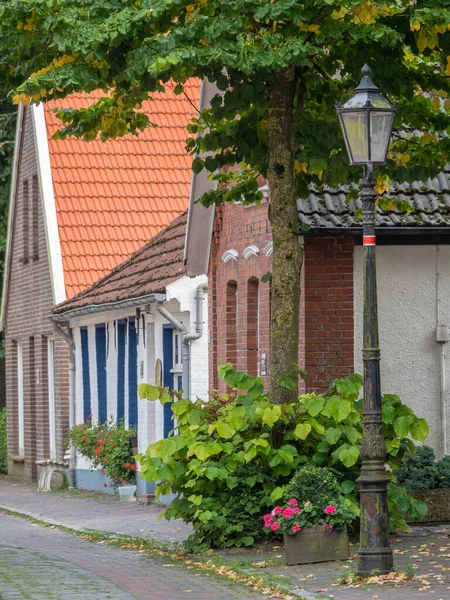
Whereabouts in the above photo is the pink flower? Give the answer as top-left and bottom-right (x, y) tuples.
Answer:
(270, 521), (279, 531)
(263, 514), (274, 527)
(291, 507), (300, 515)
(288, 499), (298, 507)
(324, 505), (337, 515)
(273, 506), (283, 515)
(292, 524), (301, 533)
(282, 508), (294, 518)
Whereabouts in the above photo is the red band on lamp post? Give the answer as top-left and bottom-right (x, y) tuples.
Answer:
(363, 235), (376, 246)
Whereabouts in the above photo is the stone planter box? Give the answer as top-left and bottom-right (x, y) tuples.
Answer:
(283, 525), (349, 565)
(408, 489), (450, 522)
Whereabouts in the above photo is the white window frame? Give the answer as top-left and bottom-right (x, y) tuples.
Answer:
(17, 343), (24, 456)
(171, 331), (183, 392)
(48, 339), (56, 459)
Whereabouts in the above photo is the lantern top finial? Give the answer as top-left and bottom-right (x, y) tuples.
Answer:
(354, 64), (379, 93)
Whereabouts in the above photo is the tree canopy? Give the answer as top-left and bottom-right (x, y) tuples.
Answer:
(1, 0), (450, 400)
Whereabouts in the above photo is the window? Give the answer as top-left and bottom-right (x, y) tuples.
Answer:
(226, 281), (238, 366)
(17, 343), (24, 456)
(47, 339), (56, 459)
(21, 180), (29, 264)
(171, 331), (183, 392)
(95, 324), (107, 424)
(246, 277), (259, 376)
(31, 175), (39, 260)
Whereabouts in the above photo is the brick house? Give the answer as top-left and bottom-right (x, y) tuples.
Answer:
(51, 212), (208, 494)
(185, 173), (450, 458)
(1, 82), (200, 482)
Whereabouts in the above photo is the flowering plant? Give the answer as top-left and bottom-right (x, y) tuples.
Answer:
(69, 416), (136, 488)
(263, 497), (355, 536)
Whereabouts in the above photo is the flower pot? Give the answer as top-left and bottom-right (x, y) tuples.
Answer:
(283, 525), (349, 565)
(118, 485), (137, 503)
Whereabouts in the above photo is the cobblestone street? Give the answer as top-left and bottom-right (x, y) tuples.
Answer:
(0, 513), (262, 600)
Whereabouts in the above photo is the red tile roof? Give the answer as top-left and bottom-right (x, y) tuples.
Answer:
(53, 212), (187, 315)
(44, 80), (200, 298)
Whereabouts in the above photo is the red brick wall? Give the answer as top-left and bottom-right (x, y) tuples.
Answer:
(303, 236), (355, 392)
(208, 202), (354, 395)
(4, 108), (69, 481)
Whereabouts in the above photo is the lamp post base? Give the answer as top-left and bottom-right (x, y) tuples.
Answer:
(357, 463), (394, 577)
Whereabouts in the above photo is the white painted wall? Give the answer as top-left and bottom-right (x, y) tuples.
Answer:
(166, 274), (209, 400)
(354, 245), (450, 458)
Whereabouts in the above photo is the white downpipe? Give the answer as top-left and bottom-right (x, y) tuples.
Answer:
(436, 247), (448, 457)
(441, 343), (447, 457)
(156, 283), (207, 399)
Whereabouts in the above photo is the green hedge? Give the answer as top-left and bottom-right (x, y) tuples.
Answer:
(0, 408), (7, 474)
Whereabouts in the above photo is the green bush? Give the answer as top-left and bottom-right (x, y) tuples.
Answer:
(284, 465), (341, 508)
(395, 445), (438, 490)
(0, 408), (7, 474)
(436, 456), (450, 489)
(139, 366), (429, 549)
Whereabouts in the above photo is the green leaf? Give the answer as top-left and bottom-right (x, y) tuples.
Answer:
(340, 480), (356, 494)
(270, 486), (284, 501)
(216, 421), (236, 439)
(328, 397), (352, 423)
(394, 415), (414, 438)
(192, 442), (212, 461)
(409, 498), (428, 520)
(409, 418), (429, 442)
(339, 445), (360, 468)
(293, 422), (312, 440)
(308, 417), (325, 435)
(262, 405), (282, 427)
(188, 494), (203, 506)
(306, 396), (325, 417)
(160, 389), (172, 405)
(241, 536), (254, 546)
(138, 384), (160, 401)
(382, 404), (396, 424)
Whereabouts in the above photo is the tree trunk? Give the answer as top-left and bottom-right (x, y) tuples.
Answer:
(267, 66), (304, 404)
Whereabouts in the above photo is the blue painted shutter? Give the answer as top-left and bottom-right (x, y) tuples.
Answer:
(96, 324), (107, 423)
(117, 320), (126, 421)
(80, 327), (91, 421)
(162, 324), (174, 438)
(128, 317), (138, 428)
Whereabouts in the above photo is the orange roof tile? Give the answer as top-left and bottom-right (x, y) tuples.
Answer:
(44, 80), (200, 299)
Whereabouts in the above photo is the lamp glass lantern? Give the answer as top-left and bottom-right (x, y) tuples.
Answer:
(336, 65), (396, 167)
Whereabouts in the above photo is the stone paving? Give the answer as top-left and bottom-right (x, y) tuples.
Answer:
(2, 476), (450, 599)
(0, 512), (262, 599)
(0, 476), (191, 543)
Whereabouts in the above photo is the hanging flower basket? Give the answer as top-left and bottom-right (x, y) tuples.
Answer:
(284, 524), (349, 565)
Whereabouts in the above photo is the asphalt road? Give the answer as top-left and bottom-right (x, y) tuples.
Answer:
(0, 513), (262, 600)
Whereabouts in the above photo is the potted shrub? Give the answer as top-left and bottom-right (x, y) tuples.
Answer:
(69, 416), (137, 490)
(264, 466), (356, 565)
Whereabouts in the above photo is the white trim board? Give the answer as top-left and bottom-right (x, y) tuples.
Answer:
(32, 103), (66, 305)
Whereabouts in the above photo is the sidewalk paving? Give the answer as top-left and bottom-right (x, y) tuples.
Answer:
(1, 475), (450, 599)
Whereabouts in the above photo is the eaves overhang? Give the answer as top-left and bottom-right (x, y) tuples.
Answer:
(50, 292), (166, 322)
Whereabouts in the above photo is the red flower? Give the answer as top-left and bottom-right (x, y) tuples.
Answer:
(82, 435), (87, 441)
(104, 483), (107, 488)
(95, 447), (101, 455)
(130, 464), (137, 471)
(111, 443), (115, 448)
(109, 482), (113, 487)
(124, 463), (130, 468)
(124, 481), (128, 485)
(103, 458), (107, 463)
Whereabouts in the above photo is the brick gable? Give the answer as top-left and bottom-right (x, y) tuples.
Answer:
(4, 108), (69, 481)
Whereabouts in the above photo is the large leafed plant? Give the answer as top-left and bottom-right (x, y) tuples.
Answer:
(139, 368), (428, 548)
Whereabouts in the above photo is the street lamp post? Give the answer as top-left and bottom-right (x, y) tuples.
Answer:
(336, 64), (396, 577)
